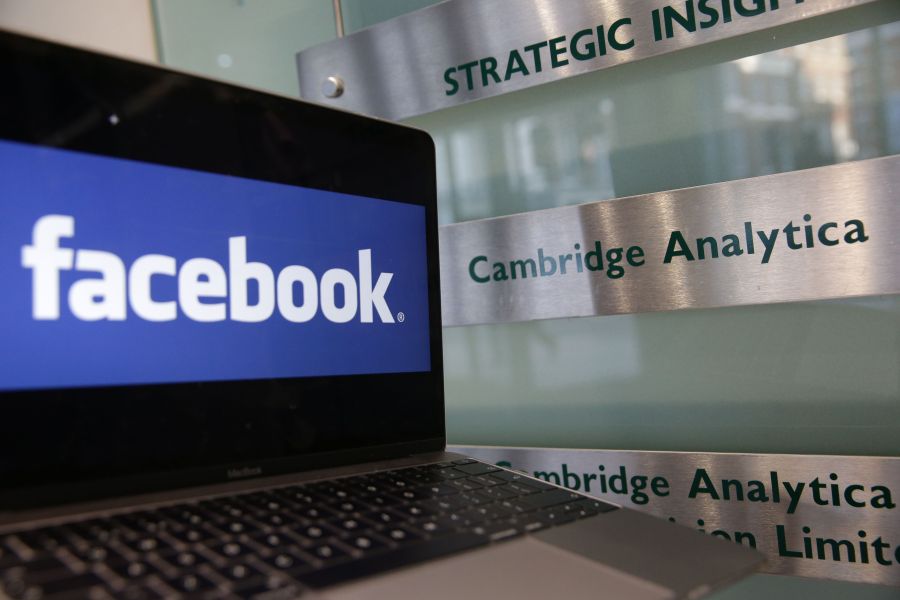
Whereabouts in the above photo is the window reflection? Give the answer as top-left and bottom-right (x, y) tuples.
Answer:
(424, 24), (900, 224)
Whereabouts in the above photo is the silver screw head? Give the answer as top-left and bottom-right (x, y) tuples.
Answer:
(322, 76), (344, 98)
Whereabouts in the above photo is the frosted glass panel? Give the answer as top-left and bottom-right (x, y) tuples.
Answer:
(340, 0), (441, 34)
(153, 0), (335, 98)
(443, 296), (900, 454)
(407, 19), (900, 223)
(403, 19), (900, 455)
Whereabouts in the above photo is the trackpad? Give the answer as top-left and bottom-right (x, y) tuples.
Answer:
(323, 536), (674, 600)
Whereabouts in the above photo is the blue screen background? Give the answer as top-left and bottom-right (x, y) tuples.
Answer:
(0, 140), (431, 390)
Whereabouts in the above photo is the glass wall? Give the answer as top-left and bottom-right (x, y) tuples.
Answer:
(153, 2), (900, 597)
(403, 18), (900, 455)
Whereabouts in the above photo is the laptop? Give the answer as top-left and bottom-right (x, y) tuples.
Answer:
(0, 30), (762, 600)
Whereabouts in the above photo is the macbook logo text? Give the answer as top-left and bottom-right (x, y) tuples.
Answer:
(227, 466), (263, 479)
(21, 215), (395, 324)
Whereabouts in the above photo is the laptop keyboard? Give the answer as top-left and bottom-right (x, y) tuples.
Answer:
(0, 459), (617, 599)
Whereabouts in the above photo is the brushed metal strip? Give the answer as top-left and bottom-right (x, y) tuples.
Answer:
(295, 0), (879, 120)
(450, 445), (900, 585)
(438, 156), (900, 327)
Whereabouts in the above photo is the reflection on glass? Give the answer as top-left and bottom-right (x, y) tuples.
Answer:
(414, 24), (900, 456)
(412, 25), (900, 224)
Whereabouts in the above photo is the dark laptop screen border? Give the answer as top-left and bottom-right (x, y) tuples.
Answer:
(0, 31), (444, 509)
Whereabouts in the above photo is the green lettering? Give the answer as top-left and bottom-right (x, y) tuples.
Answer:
(698, 0), (720, 28)
(626, 245), (645, 267)
(756, 228), (779, 264)
(844, 485), (865, 507)
(721, 233), (744, 256)
(468, 255), (489, 283)
(663, 2), (697, 39)
(570, 28), (597, 60)
(443, 66), (459, 96)
(722, 479), (744, 501)
(871, 485), (895, 509)
(504, 49), (529, 80)
(533, 471), (561, 485)
(688, 468), (720, 499)
(735, 0), (767, 17)
(605, 247), (625, 279)
(538, 248), (557, 276)
(548, 35), (569, 68)
(523, 41), (548, 72)
(817, 538), (856, 562)
(844, 219), (869, 243)
(458, 60), (479, 91)
(818, 222), (839, 246)
(746, 480), (770, 502)
(696, 236), (719, 260)
(777, 524), (803, 558)
(510, 258), (537, 280)
(608, 18), (634, 51)
(492, 262), (509, 282)
(479, 56), (500, 87)
(663, 231), (695, 263)
(584, 241), (604, 271)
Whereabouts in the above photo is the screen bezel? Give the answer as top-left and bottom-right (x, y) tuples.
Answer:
(0, 30), (445, 510)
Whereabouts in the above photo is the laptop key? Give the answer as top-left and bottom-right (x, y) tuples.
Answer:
(518, 489), (582, 511)
(309, 542), (350, 563)
(455, 508), (491, 525)
(296, 506), (338, 521)
(423, 483), (460, 497)
(328, 500), (364, 515)
(534, 507), (578, 525)
(166, 527), (215, 544)
(362, 494), (400, 508)
(106, 558), (159, 580)
(409, 517), (459, 537)
(216, 561), (266, 583)
(263, 550), (313, 573)
(472, 521), (523, 541)
(458, 490), (493, 505)
(164, 572), (219, 595)
(453, 462), (501, 476)
(478, 485), (519, 501)
(330, 518), (365, 535)
(118, 584), (167, 600)
(392, 503), (434, 519)
(383, 526), (423, 544)
(297, 532), (488, 588)
(489, 470), (555, 489)
(348, 534), (387, 553)
(251, 531), (290, 550)
(447, 478), (483, 492)
(163, 550), (210, 569)
(16, 555), (71, 575)
(31, 572), (108, 599)
(208, 540), (253, 560)
(506, 481), (543, 495)
(120, 536), (170, 554)
(363, 510), (401, 526)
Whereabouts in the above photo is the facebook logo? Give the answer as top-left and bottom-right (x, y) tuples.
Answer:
(0, 140), (431, 391)
(22, 215), (395, 325)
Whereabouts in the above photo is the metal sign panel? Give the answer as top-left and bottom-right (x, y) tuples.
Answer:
(295, 0), (878, 120)
(450, 445), (900, 586)
(438, 156), (900, 327)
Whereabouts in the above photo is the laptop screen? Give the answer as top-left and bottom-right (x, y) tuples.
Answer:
(0, 32), (443, 507)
